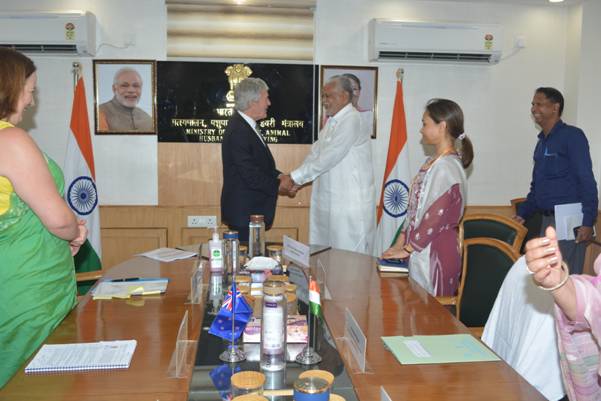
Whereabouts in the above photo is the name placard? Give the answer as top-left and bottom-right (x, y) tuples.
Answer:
(283, 235), (310, 268)
(344, 307), (367, 373)
(380, 386), (392, 401)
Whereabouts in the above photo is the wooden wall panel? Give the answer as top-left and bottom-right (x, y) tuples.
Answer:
(101, 228), (167, 268)
(99, 204), (601, 276)
(158, 142), (313, 207)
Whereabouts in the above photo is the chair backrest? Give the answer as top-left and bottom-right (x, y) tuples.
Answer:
(461, 213), (527, 255)
(457, 237), (519, 328)
(510, 197), (543, 254)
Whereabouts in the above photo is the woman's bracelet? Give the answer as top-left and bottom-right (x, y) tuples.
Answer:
(403, 244), (414, 254)
(537, 261), (570, 292)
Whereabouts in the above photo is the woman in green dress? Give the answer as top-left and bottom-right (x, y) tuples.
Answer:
(0, 48), (87, 388)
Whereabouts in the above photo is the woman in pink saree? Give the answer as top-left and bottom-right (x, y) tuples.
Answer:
(526, 226), (601, 401)
(382, 99), (474, 296)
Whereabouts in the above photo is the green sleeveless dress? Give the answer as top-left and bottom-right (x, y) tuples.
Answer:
(0, 120), (77, 388)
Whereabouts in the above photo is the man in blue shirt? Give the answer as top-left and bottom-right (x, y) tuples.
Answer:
(515, 87), (598, 274)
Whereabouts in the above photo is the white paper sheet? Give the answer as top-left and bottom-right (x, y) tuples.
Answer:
(138, 247), (197, 262)
(554, 203), (583, 241)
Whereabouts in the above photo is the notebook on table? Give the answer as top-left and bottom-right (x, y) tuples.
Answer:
(376, 258), (409, 275)
(24, 340), (137, 374)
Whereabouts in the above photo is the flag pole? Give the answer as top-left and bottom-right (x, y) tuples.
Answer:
(396, 67), (404, 82)
(296, 274), (322, 365)
(219, 273), (246, 362)
(72, 62), (81, 90)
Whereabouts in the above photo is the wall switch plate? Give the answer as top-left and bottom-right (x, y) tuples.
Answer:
(187, 215), (217, 228)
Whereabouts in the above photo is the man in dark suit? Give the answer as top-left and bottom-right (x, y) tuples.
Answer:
(221, 78), (292, 241)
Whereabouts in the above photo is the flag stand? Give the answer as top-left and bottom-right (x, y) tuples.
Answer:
(219, 273), (246, 363)
(296, 274), (322, 365)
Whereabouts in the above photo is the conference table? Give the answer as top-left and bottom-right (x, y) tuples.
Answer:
(0, 248), (546, 401)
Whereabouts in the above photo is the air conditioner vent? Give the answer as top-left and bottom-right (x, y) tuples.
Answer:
(369, 20), (503, 65)
(0, 43), (79, 54)
(379, 51), (494, 63)
(0, 11), (96, 56)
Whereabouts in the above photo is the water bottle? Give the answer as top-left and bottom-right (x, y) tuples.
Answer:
(223, 230), (240, 277)
(248, 214), (265, 258)
(260, 281), (287, 371)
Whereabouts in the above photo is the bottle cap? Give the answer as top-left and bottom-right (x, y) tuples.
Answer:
(293, 377), (329, 394)
(250, 214), (264, 223)
(231, 371), (266, 389)
(298, 369), (334, 387)
(263, 280), (285, 295)
(224, 230), (239, 239)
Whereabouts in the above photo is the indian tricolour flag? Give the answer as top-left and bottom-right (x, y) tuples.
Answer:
(309, 277), (322, 318)
(63, 77), (102, 273)
(374, 76), (411, 256)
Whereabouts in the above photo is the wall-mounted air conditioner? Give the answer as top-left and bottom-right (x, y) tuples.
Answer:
(0, 11), (96, 56)
(368, 19), (503, 64)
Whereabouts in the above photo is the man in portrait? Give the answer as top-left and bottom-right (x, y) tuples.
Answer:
(98, 67), (153, 132)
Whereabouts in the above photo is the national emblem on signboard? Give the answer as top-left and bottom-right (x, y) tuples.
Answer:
(225, 64), (253, 104)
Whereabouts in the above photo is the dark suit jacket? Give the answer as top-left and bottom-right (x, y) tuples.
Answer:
(221, 111), (281, 229)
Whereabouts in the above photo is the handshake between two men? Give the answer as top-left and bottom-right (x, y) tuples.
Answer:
(278, 174), (301, 198)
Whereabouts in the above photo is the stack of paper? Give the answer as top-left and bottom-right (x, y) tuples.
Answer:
(91, 278), (169, 300)
(138, 247), (197, 262)
(25, 340), (137, 373)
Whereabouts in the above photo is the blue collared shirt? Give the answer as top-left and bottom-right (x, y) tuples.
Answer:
(518, 120), (598, 227)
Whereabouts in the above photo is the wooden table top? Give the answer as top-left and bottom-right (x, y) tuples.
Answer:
(1, 248), (546, 401)
(0, 256), (204, 401)
(312, 248), (546, 401)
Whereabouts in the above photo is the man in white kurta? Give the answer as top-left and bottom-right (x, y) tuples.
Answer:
(290, 76), (375, 255)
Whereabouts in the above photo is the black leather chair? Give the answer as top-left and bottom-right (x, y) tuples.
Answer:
(438, 237), (519, 337)
(461, 213), (527, 255)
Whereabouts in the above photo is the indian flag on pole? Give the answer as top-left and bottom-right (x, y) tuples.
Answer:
(309, 277), (322, 318)
(374, 73), (411, 256)
(64, 77), (102, 273)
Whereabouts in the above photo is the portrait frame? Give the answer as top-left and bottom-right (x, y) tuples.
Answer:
(319, 65), (378, 139)
(93, 60), (157, 135)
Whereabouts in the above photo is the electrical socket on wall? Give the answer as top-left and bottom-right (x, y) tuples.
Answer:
(187, 215), (217, 228)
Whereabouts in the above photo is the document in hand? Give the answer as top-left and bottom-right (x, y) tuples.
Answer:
(91, 278), (169, 299)
(376, 258), (409, 274)
(25, 340), (137, 373)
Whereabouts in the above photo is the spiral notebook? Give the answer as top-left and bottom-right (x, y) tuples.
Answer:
(25, 340), (137, 374)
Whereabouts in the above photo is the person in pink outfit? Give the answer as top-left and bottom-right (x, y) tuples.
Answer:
(526, 226), (601, 401)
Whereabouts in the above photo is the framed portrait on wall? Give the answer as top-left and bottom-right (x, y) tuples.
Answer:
(320, 65), (378, 139)
(93, 60), (156, 134)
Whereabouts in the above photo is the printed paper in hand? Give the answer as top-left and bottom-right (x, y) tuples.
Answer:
(25, 340), (137, 373)
(138, 247), (197, 262)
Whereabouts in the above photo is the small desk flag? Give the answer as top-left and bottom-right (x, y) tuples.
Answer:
(209, 281), (253, 341)
(309, 278), (322, 318)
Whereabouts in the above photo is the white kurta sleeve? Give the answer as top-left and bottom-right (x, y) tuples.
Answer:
(291, 108), (361, 185)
